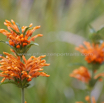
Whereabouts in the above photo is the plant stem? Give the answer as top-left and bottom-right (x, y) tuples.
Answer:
(21, 88), (25, 103)
(20, 56), (23, 62)
(89, 90), (92, 103)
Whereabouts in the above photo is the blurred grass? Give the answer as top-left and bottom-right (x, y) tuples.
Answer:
(0, 0), (104, 103)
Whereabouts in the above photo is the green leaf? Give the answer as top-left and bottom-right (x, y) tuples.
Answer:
(16, 23), (22, 34)
(0, 41), (18, 56)
(0, 41), (10, 46)
(89, 25), (96, 33)
(0, 40), (9, 44)
(97, 27), (104, 34)
(96, 27), (104, 40)
(24, 83), (30, 88)
(95, 76), (102, 82)
(0, 40), (16, 51)
(89, 76), (102, 88)
(0, 81), (16, 86)
(10, 27), (20, 35)
(88, 25), (103, 43)
(33, 43), (39, 46)
(24, 43), (39, 53)
(23, 27), (30, 36)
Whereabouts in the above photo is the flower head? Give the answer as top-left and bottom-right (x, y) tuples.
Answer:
(75, 42), (104, 64)
(0, 52), (50, 88)
(0, 20), (43, 48)
(70, 66), (91, 83)
(70, 66), (104, 84)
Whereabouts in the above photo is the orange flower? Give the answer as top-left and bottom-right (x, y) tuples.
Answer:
(76, 95), (104, 103)
(0, 20), (43, 48)
(75, 41), (104, 64)
(85, 95), (90, 102)
(70, 66), (91, 83)
(0, 52), (50, 88)
(70, 66), (104, 84)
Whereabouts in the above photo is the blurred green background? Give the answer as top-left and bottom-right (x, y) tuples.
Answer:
(0, 0), (104, 103)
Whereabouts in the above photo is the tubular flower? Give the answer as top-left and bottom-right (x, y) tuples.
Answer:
(0, 52), (50, 88)
(70, 66), (103, 83)
(70, 66), (91, 83)
(0, 20), (43, 48)
(75, 41), (104, 64)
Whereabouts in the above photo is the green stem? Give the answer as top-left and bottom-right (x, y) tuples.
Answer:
(90, 92), (92, 103)
(88, 88), (92, 103)
(20, 56), (23, 62)
(21, 88), (25, 103)
(21, 55), (25, 103)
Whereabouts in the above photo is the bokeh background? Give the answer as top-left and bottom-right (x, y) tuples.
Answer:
(0, 0), (104, 103)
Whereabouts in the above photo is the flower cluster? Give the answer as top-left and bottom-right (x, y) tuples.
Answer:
(70, 32), (104, 103)
(0, 20), (43, 48)
(70, 43), (104, 88)
(70, 66), (104, 85)
(0, 52), (50, 87)
(0, 20), (50, 88)
(70, 66), (91, 83)
(75, 41), (104, 64)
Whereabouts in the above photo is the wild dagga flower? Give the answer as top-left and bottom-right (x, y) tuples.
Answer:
(70, 42), (104, 88)
(70, 26), (104, 103)
(75, 25), (104, 65)
(0, 20), (50, 103)
(0, 52), (50, 88)
(75, 41), (104, 64)
(70, 66), (91, 83)
(0, 20), (43, 55)
(70, 66), (104, 87)
(71, 28), (104, 87)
